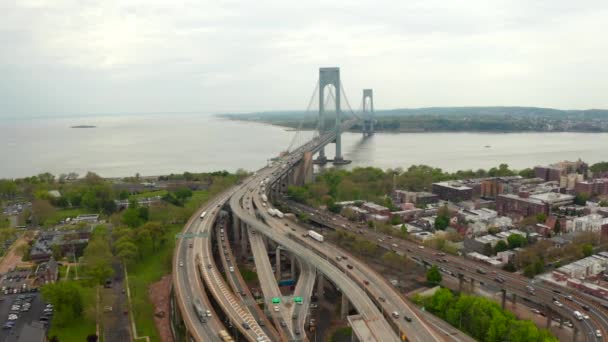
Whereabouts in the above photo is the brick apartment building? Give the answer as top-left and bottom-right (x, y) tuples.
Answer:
(575, 178), (608, 196)
(431, 182), (473, 202)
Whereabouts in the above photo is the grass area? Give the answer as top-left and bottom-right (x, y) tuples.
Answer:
(58, 265), (69, 280)
(45, 208), (91, 226)
(240, 268), (258, 283)
(127, 224), (180, 342)
(129, 190), (168, 200)
(47, 283), (97, 342)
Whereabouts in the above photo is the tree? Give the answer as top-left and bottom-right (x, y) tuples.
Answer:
(434, 215), (449, 231)
(518, 168), (535, 178)
(574, 193), (589, 206)
(426, 265), (442, 285)
(400, 224), (408, 238)
(599, 200), (608, 207)
(51, 244), (63, 260)
(122, 208), (144, 228)
(553, 219), (561, 234)
(507, 234), (526, 249)
(115, 240), (138, 265)
(535, 213), (547, 223)
(174, 187), (193, 201)
(31, 199), (57, 225)
(582, 243), (594, 257)
(41, 282), (83, 327)
(141, 222), (164, 252)
(494, 240), (508, 253)
(82, 236), (114, 285)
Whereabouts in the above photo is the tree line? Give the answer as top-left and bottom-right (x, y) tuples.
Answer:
(414, 288), (557, 342)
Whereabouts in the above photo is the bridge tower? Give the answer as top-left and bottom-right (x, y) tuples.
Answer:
(362, 89), (374, 137)
(316, 67), (350, 164)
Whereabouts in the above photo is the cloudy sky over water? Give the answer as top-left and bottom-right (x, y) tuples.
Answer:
(2, 0), (608, 117)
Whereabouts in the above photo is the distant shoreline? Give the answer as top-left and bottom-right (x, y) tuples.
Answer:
(219, 116), (608, 134)
(70, 125), (96, 128)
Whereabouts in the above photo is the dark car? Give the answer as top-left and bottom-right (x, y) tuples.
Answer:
(403, 316), (412, 322)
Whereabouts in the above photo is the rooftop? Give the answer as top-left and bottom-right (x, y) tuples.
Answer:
(433, 181), (472, 191)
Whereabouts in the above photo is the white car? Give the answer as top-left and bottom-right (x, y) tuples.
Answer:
(7, 314), (18, 321)
(273, 305), (279, 312)
(596, 329), (602, 338)
(179, 261), (184, 267)
(229, 266), (234, 272)
(553, 301), (563, 307)
(583, 314), (589, 320)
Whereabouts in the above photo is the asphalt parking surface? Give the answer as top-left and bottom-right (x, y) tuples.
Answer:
(0, 293), (48, 342)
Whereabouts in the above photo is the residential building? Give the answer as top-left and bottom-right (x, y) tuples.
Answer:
(392, 190), (438, 206)
(567, 214), (608, 233)
(575, 178), (608, 196)
(431, 182), (473, 202)
(496, 193), (549, 218)
(529, 192), (575, 207)
(361, 202), (391, 216)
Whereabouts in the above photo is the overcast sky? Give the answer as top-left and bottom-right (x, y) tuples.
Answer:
(2, 0), (608, 118)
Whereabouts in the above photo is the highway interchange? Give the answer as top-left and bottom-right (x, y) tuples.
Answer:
(172, 116), (608, 342)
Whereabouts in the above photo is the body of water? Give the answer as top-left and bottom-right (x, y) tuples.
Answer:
(1, 114), (607, 178)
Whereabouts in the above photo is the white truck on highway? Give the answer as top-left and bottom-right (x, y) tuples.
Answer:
(261, 194), (268, 203)
(267, 208), (277, 216)
(275, 209), (284, 218)
(573, 310), (583, 321)
(308, 230), (324, 242)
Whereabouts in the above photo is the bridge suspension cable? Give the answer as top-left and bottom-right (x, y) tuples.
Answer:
(286, 79), (319, 153)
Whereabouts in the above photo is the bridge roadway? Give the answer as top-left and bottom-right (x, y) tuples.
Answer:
(245, 187), (317, 339)
(290, 258), (316, 338)
(173, 190), (237, 342)
(214, 217), (280, 340)
(231, 167), (429, 341)
(287, 201), (608, 342)
(257, 194), (442, 342)
(242, 194), (299, 339)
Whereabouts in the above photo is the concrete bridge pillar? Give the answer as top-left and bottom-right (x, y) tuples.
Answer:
(232, 216), (240, 244)
(501, 289), (507, 309)
(511, 293), (517, 307)
(559, 316), (563, 329)
(458, 274), (464, 293)
(290, 255), (296, 279)
(275, 247), (281, 281)
(572, 326), (578, 342)
(240, 222), (248, 254)
(545, 306), (552, 329)
(317, 273), (325, 300)
(469, 279), (475, 293)
(341, 294), (350, 319)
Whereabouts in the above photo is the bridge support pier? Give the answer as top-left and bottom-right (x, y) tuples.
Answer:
(275, 247), (281, 281)
(559, 316), (563, 329)
(469, 279), (475, 293)
(232, 216), (241, 248)
(511, 293), (517, 307)
(317, 273), (325, 300)
(362, 89), (374, 137)
(458, 274), (464, 293)
(290, 255), (296, 279)
(240, 222), (248, 254)
(501, 289), (507, 309)
(572, 326), (578, 342)
(341, 294), (350, 320)
(545, 306), (552, 329)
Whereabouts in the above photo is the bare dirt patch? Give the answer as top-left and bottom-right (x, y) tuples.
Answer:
(149, 274), (174, 342)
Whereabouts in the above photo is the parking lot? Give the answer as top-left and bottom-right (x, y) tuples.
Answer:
(0, 293), (49, 341)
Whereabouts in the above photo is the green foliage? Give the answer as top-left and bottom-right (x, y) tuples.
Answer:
(574, 193), (589, 206)
(426, 265), (442, 285)
(507, 234), (526, 249)
(82, 231), (114, 285)
(518, 168), (535, 178)
(419, 288), (557, 342)
(488, 164), (516, 177)
(535, 213), (547, 223)
(590, 161), (608, 174)
(523, 259), (545, 278)
(494, 240), (508, 253)
(599, 200), (608, 207)
(582, 243), (594, 257)
(41, 282), (84, 327)
(331, 327), (353, 341)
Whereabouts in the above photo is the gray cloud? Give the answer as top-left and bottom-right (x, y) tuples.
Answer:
(1, 0), (608, 118)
